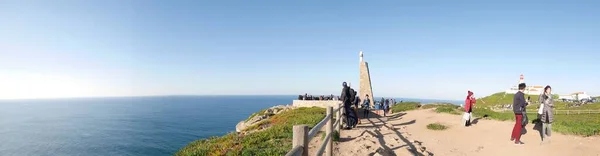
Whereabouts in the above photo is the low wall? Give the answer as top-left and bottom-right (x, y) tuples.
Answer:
(293, 100), (341, 108)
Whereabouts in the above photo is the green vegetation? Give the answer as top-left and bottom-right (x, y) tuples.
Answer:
(474, 93), (600, 136)
(390, 102), (421, 112)
(320, 130), (340, 142)
(552, 114), (600, 136)
(426, 123), (448, 130)
(476, 92), (559, 108)
(421, 103), (455, 109)
(435, 106), (462, 115)
(176, 107), (326, 156)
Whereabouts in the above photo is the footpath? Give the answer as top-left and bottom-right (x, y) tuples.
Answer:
(329, 109), (600, 156)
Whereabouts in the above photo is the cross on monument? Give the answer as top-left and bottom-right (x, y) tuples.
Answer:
(359, 51), (364, 62)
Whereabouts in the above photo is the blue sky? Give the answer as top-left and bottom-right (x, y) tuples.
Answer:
(1, 0), (599, 100)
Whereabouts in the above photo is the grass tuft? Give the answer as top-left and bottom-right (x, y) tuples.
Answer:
(426, 123), (448, 130)
(320, 130), (340, 142)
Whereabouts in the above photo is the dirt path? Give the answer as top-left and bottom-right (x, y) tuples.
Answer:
(334, 109), (600, 156)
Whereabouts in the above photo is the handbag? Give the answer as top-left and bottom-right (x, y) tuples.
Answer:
(463, 112), (471, 120)
(522, 113), (528, 126)
(537, 105), (544, 114)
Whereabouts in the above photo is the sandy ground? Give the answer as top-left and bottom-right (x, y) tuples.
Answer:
(330, 109), (600, 156)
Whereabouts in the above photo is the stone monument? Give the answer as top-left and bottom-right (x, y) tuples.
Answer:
(359, 51), (375, 108)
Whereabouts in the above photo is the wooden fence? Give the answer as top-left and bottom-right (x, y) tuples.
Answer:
(554, 109), (600, 115)
(285, 103), (344, 156)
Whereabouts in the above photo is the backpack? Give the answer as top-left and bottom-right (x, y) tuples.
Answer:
(349, 88), (356, 103)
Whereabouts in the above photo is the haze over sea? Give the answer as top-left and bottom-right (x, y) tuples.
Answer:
(0, 96), (459, 156)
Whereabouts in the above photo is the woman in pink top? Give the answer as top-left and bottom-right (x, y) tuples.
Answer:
(464, 91), (476, 126)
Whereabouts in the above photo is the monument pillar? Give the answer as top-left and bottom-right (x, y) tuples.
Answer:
(359, 51), (375, 108)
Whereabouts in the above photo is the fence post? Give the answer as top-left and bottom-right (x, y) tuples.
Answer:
(336, 104), (341, 134)
(326, 106), (333, 156)
(293, 125), (309, 156)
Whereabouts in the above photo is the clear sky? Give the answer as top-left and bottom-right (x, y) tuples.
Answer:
(1, 0), (599, 100)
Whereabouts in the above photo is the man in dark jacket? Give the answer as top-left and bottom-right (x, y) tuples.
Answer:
(511, 83), (529, 145)
(340, 82), (357, 129)
(353, 91), (361, 124)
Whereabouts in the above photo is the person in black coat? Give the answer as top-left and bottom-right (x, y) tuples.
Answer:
(353, 92), (361, 124)
(340, 82), (357, 129)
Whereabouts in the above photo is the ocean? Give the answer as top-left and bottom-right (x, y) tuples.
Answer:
(0, 96), (460, 156)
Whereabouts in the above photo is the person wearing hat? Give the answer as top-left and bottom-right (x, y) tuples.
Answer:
(464, 91), (476, 126)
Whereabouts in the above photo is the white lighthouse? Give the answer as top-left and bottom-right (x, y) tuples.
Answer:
(505, 74), (544, 95)
(518, 74), (524, 84)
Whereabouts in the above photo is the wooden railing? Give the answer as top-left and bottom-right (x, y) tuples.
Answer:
(285, 103), (344, 156)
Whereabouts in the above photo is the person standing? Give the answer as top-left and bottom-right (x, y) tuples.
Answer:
(353, 92), (362, 124)
(464, 91), (476, 126)
(539, 85), (554, 143)
(511, 83), (529, 145)
(362, 94), (371, 118)
(340, 82), (357, 129)
(379, 97), (385, 115)
(384, 99), (390, 117)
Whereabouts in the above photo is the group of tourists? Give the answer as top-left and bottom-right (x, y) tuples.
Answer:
(376, 98), (395, 117)
(464, 83), (554, 145)
(511, 83), (554, 145)
(339, 82), (400, 129)
(297, 94), (337, 101)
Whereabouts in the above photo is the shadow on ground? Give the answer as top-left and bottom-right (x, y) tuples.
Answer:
(341, 108), (432, 156)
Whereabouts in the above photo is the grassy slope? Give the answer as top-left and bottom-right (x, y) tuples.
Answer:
(476, 92), (553, 108)
(390, 102), (421, 112)
(176, 107), (326, 156)
(477, 92), (600, 109)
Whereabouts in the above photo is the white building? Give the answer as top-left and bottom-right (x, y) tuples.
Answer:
(559, 92), (592, 101)
(505, 74), (544, 95)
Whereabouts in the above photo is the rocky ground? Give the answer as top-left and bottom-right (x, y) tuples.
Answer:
(235, 105), (295, 133)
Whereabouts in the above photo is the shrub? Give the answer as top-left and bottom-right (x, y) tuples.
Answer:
(426, 123), (448, 130)
(320, 130), (340, 142)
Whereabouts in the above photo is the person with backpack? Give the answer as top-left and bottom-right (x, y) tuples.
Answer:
(347, 87), (358, 128)
(464, 91), (476, 126)
(340, 82), (357, 129)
